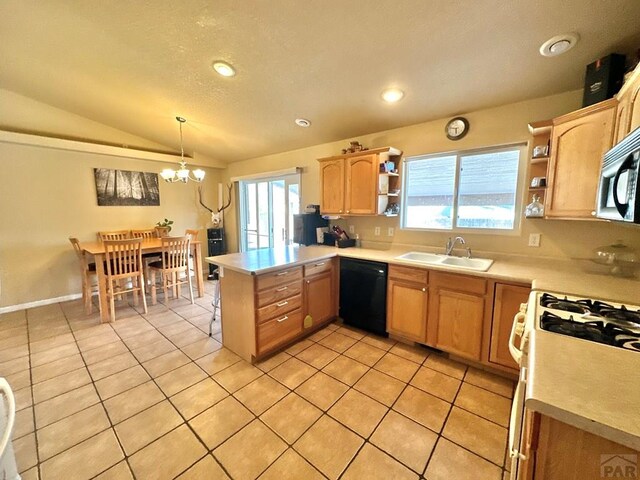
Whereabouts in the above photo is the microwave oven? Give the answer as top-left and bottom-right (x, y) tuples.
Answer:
(595, 127), (640, 223)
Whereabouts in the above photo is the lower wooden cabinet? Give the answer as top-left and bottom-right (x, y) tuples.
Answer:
(428, 272), (487, 361)
(304, 270), (335, 326)
(256, 309), (303, 356)
(490, 283), (530, 371)
(387, 279), (428, 342)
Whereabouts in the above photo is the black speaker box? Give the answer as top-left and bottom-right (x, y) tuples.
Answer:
(582, 54), (626, 107)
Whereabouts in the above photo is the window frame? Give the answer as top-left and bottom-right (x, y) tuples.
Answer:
(400, 143), (528, 236)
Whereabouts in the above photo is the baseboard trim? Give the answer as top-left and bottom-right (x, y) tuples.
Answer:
(0, 294), (82, 314)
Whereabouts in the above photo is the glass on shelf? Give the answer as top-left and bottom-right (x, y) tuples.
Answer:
(525, 194), (544, 218)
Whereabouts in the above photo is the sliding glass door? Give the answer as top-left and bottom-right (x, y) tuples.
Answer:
(239, 174), (300, 252)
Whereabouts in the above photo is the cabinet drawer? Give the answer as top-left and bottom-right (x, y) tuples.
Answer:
(430, 271), (486, 295)
(304, 259), (333, 277)
(256, 309), (303, 355)
(256, 294), (302, 324)
(256, 280), (302, 308)
(256, 266), (303, 292)
(389, 265), (428, 284)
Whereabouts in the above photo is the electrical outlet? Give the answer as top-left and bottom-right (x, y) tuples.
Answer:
(388, 227), (394, 236)
(374, 226), (381, 236)
(528, 233), (541, 247)
(348, 225), (355, 234)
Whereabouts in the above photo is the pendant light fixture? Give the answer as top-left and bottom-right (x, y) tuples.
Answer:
(160, 116), (205, 183)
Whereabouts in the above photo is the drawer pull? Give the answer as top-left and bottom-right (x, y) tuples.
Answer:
(314, 262), (326, 267)
(275, 286), (288, 292)
(276, 271), (289, 276)
(422, 287), (426, 292)
(277, 315), (289, 323)
(276, 301), (289, 307)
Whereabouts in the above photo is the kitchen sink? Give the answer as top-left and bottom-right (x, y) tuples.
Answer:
(395, 251), (494, 272)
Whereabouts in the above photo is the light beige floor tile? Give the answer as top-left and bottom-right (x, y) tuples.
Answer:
(260, 393), (322, 443)
(214, 420), (287, 479)
(158, 320), (196, 337)
(156, 362), (208, 396)
(72, 323), (114, 341)
(81, 340), (128, 365)
(455, 383), (511, 427)
(31, 354), (84, 383)
(410, 366), (461, 402)
(195, 348), (242, 375)
(37, 404), (110, 461)
(131, 338), (177, 363)
(122, 329), (165, 350)
(76, 330), (121, 352)
(0, 333), (28, 352)
(35, 384), (100, 428)
(142, 349), (191, 378)
(234, 375), (289, 415)
(168, 326), (209, 348)
(285, 338), (314, 356)
(6, 369), (31, 391)
(322, 355), (370, 386)
(170, 378), (229, 419)
(295, 372), (349, 411)
(0, 356), (30, 376)
(258, 448), (324, 480)
(335, 326), (367, 340)
(443, 406), (508, 465)
(30, 342), (79, 367)
(374, 352), (420, 382)
(425, 438), (502, 480)
(15, 386), (33, 412)
(19, 466), (38, 480)
(328, 389), (388, 438)
(393, 386), (450, 433)
(361, 334), (397, 351)
(342, 443), (418, 480)
(464, 368), (515, 398)
(181, 337), (222, 360)
(389, 343), (430, 364)
(95, 365), (151, 400)
(14, 407), (34, 439)
(129, 425), (207, 480)
(29, 332), (74, 354)
(94, 461), (134, 480)
(295, 343), (339, 369)
(189, 396), (254, 449)
(255, 351), (292, 372)
(104, 381), (165, 424)
(0, 344), (29, 364)
(268, 357), (317, 389)
(318, 332), (358, 353)
(294, 415), (364, 480)
(306, 327), (333, 343)
(424, 354), (467, 379)
(115, 400), (184, 454)
(344, 341), (387, 367)
(213, 360), (263, 393)
(87, 352), (138, 381)
(112, 318), (154, 339)
(14, 432), (37, 473)
(370, 410), (438, 473)
(176, 455), (230, 479)
(40, 429), (124, 480)
(353, 369), (405, 406)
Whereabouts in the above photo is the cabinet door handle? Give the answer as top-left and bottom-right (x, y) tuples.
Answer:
(346, 210), (350, 213)
(276, 301), (289, 307)
(422, 287), (426, 292)
(314, 262), (325, 267)
(276, 271), (289, 276)
(277, 315), (289, 323)
(339, 210), (343, 213)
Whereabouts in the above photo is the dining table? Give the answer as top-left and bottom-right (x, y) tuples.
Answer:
(82, 238), (205, 323)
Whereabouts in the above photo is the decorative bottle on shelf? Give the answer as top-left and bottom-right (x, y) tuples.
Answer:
(525, 194), (544, 218)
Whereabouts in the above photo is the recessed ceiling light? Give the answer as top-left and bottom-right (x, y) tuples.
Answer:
(539, 33), (580, 57)
(381, 88), (404, 103)
(212, 61), (236, 77)
(295, 118), (311, 127)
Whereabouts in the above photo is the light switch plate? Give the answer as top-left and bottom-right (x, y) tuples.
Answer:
(388, 227), (394, 236)
(374, 226), (381, 236)
(528, 233), (541, 247)
(348, 225), (355, 234)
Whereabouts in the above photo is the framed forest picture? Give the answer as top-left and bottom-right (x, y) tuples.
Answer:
(94, 168), (160, 206)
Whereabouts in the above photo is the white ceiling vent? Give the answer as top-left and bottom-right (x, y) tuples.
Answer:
(539, 33), (580, 57)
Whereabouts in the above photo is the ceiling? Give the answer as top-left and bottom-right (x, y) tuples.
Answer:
(1, 1), (640, 166)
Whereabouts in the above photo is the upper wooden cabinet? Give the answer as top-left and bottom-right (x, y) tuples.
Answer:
(318, 147), (402, 216)
(489, 283), (530, 371)
(615, 64), (640, 144)
(545, 98), (616, 219)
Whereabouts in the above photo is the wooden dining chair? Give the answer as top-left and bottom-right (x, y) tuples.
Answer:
(185, 229), (199, 240)
(148, 236), (194, 305)
(132, 228), (161, 283)
(131, 228), (156, 239)
(69, 237), (98, 314)
(103, 238), (148, 321)
(98, 230), (132, 242)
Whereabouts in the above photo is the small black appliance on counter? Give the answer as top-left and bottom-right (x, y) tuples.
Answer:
(293, 213), (328, 246)
(207, 228), (226, 279)
(582, 53), (625, 107)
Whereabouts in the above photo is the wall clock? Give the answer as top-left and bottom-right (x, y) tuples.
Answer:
(445, 117), (469, 140)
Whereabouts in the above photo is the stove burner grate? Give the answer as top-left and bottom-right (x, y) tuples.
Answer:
(539, 293), (592, 313)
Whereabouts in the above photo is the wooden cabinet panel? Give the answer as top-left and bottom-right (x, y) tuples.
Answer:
(388, 264), (428, 284)
(256, 279), (302, 308)
(345, 154), (378, 214)
(255, 266), (303, 292)
(432, 290), (484, 360)
(629, 83), (640, 134)
(489, 283), (530, 371)
(256, 294), (302, 324)
(387, 279), (428, 342)
(319, 159), (345, 215)
(614, 91), (631, 144)
(430, 271), (486, 295)
(546, 100), (616, 218)
(256, 309), (303, 355)
(304, 259), (333, 277)
(304, 272), (335, 326)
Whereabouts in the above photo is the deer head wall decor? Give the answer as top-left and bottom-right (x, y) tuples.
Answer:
(198, 183), (233, 228)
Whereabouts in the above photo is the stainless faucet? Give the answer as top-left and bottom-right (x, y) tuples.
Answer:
(445, 236), (466, 256)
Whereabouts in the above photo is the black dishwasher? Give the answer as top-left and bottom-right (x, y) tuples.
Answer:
(339, 258), (388, 336)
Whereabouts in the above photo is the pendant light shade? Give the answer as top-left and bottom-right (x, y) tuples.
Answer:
(160, 117), (205, 183)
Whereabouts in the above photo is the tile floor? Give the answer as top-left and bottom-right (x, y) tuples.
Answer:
(1, 281), (516, 480)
